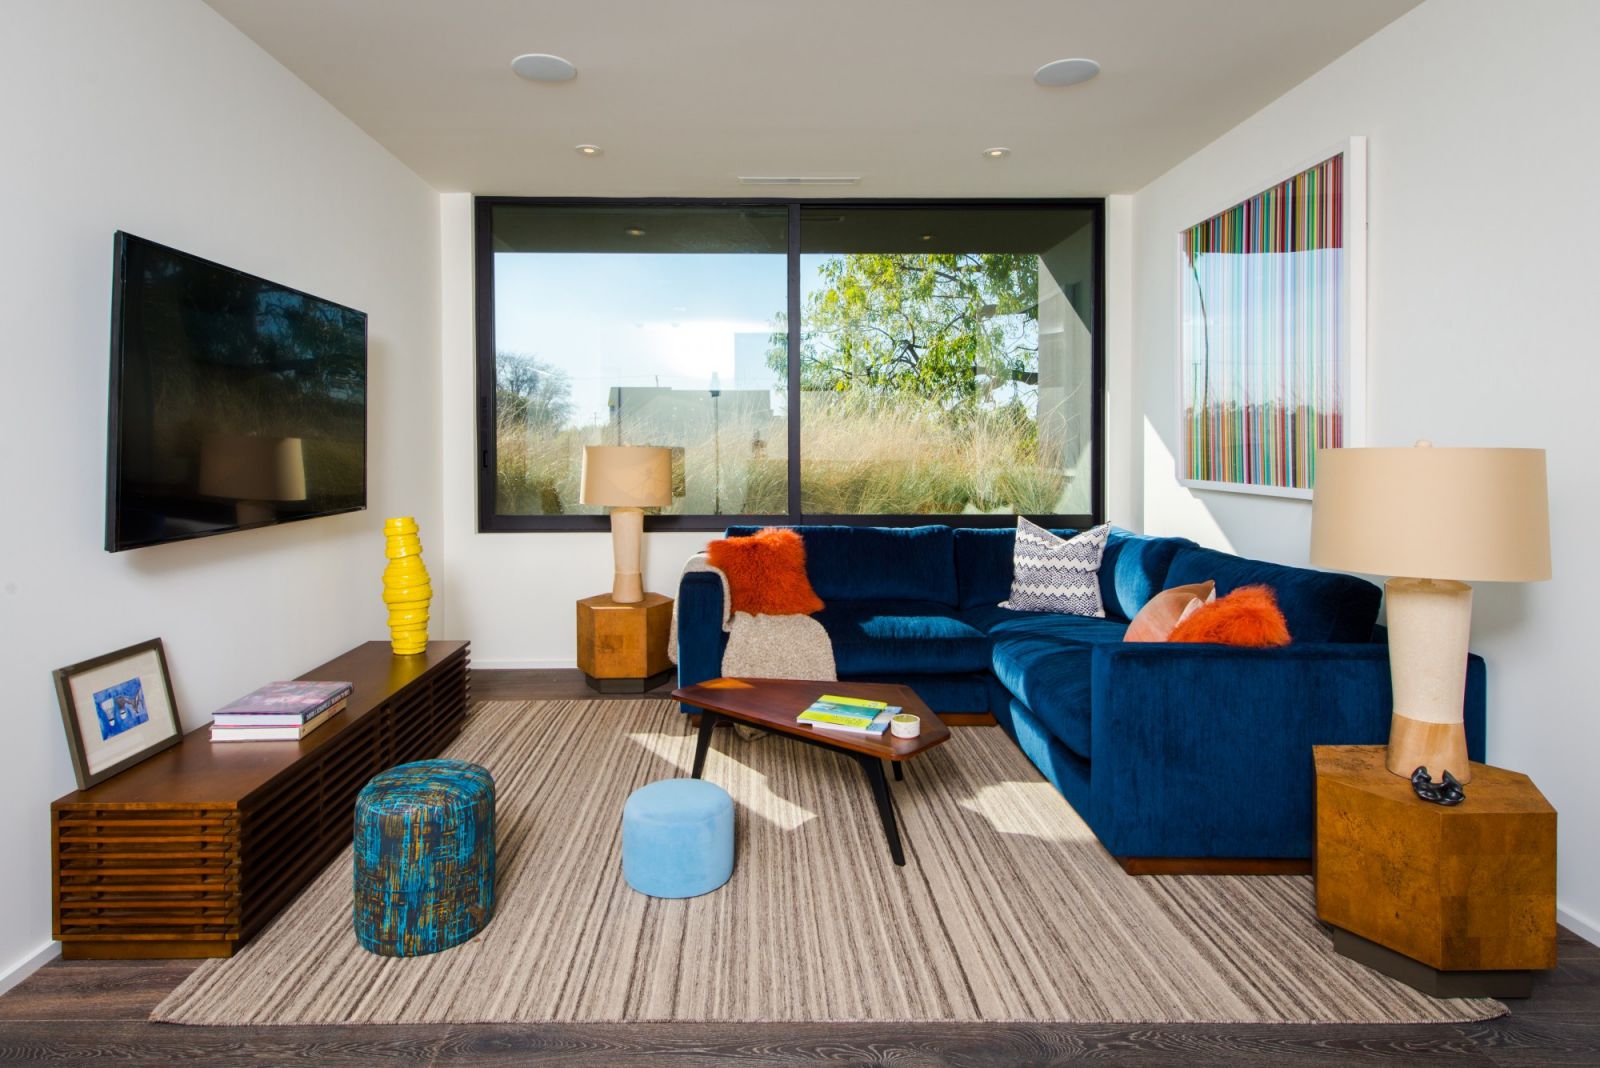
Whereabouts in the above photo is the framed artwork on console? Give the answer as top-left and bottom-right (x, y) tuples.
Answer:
(53, 638), (183, 789)
(1176, 136), (1366, 498)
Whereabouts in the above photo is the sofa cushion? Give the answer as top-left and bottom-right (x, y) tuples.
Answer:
(814, 600), (991, 675)
(954, 527), (1073, 609)
(1099, 530), (1195, 622)
(705, 528), (824, 615)
(988, 617), (1129, 759)
(954, 526), (1192, 621)
(726, 525), (957, 606)
(1124, 580), (1215, 642)
(960, 603), (1131, 643)
(999, 519), (1110, 616)
(1168, 585), (1291, 647)
(1163, 546), (1381, 644)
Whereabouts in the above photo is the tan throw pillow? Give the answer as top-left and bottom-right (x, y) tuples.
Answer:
(1123, 581), (1216, 642)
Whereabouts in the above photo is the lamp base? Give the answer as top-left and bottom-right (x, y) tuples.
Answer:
(1383, 577), (1474, 784)
(609, 507), (645, 604)
(612, 571), (644, 603)
(1385, 711), (1471, 785)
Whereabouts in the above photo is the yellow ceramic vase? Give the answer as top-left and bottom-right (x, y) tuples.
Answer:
(382, 516), (431, 655)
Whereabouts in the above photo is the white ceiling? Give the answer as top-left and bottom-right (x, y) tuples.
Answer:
(204, 0), (1421, 197)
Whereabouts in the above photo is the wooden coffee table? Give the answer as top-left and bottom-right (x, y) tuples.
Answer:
(671, 678), (950, 866)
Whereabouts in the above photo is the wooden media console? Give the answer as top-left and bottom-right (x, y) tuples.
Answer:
(52, 640), (470, 959)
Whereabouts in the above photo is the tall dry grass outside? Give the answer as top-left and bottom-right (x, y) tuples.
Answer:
(792, 393), (1068, 515)
(496, 391), (1069, 517)
(494, 421), (588, 516)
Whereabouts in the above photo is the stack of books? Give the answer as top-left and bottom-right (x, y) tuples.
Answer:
(796, 694), (901, 736)
(210, 680), (354, 743)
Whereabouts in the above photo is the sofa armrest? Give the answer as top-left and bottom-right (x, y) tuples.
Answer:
(1086, 642), (1487, 859)
(675, 571), (728, 714)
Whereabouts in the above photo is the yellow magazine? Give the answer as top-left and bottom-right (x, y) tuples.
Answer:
(817, 694), (888, 710)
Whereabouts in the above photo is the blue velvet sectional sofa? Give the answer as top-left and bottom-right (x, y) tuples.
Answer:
(675, 524), (1487, 865)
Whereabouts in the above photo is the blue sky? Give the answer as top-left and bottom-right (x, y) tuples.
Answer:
(496, 252), (826, 426)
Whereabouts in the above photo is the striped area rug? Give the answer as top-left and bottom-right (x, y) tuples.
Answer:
(153, 700), (1503, 1025)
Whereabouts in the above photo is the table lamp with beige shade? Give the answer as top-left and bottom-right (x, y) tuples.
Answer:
(580, 445), (672, 604)
(1310, 443), (1550, 783)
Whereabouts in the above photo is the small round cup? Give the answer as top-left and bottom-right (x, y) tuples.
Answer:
(889, 713), (921, 739)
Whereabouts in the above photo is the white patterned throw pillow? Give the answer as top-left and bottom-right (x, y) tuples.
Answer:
(999, 518), (1110, 617)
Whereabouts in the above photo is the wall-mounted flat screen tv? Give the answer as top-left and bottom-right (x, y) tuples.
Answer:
(106, 233), (367, 551)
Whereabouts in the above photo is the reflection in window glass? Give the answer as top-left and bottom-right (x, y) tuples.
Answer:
(795, 207), (1096, 516)
(490, 206), (788, 516)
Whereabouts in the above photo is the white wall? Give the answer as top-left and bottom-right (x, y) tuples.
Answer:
(0, 1), (441, 985)
(1131, 0), (1600, 937)
(1103, 195), (1137, 527)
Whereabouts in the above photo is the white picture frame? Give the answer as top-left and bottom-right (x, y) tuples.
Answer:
(1175, 136), (1367, 498)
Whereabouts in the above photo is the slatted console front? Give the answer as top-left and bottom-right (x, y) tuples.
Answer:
(52, 640), (470, 959)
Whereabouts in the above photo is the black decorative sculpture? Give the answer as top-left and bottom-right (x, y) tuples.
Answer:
(1410, 766), (1466, 806)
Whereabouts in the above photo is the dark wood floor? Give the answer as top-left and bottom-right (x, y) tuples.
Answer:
(3, 668), (1596, 1067)
(472, 666), (678, 702)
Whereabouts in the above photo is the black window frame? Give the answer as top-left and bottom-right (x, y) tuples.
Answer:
(475, 195), (1106, 533)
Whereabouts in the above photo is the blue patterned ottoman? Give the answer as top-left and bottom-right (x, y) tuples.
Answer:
(353, 759), (496, 956)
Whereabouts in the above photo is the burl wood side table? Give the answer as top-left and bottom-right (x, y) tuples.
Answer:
(1313, 744), (1556, 997)
(576, 592), (673, 692)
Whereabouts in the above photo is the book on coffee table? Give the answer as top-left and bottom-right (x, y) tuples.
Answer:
(797, 696), (899, 735)
(816, 694), (888, 711)
(797, 698), (873, 725)
(808, 708), (898, 736)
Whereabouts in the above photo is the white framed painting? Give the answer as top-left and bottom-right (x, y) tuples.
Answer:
(53, 638), (183, 788)
(1176, 136), (1366, 498)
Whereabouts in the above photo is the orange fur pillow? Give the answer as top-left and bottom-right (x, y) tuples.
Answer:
(705, 528), (824, 616)
(1167, 585), (1291, 647)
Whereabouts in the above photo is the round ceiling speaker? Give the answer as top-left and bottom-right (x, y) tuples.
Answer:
(1033, 58), (1100, 87)
(511, 53), (577, 82)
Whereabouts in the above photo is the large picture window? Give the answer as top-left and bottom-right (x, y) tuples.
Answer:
(476, 199), (1103, 531)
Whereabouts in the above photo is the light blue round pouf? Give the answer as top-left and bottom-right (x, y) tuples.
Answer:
(622, 779), (734, 898)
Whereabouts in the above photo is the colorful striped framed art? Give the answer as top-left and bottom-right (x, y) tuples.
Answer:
(1177, 137), (1366, 498)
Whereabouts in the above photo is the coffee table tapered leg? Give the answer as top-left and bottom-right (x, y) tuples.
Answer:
(691, 711), (719, 778)
(892, 761), (903, 782)
(857, 753), (905, 866)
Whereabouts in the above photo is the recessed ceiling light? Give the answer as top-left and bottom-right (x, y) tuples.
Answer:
(624, 227), (645, 237)
(575, 144), (602, 156)
(921, 233), (934, 241)
(982, 147), (1010, 159)
(511, 53), (577, 82)
(1033, 57), (1100, 87)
